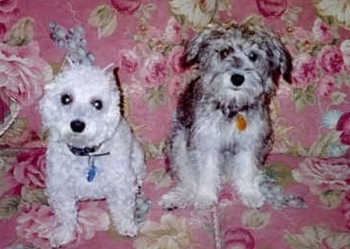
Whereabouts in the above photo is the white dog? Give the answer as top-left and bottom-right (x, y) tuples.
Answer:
(40, 65), (145, 247)
(160, 20), (292, 210)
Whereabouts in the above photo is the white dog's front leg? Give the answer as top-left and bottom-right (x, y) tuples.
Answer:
(231, 151), (265, 208)
(49, 194), (77, 247)
(107, 193), (138, 237)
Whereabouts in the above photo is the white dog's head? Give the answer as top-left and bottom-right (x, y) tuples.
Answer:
(182, 20), (292, 111)
(40, 66), (120, 148)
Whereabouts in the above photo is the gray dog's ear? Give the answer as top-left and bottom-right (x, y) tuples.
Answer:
(273, 44), (293, 84)
(280, 48), (293, 83)
(242, 17), (293, 83)
(266, 33), (293, 84)
(182, 28), (214, 68)
(182, 34), (204, 68)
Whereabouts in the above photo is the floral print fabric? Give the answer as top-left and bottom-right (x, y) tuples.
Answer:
(0, 0), (350, 248)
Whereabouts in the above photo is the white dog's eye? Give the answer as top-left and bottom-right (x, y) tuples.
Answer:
(92, 99), (103, 110)
(61, 94), (72, 105)
(248, 51), (258, 62)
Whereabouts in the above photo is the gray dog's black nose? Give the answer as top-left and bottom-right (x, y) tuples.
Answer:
(231, 74), (245, 87)
(70, 120), (85, 133)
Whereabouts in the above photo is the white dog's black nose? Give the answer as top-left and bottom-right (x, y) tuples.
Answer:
(231, 74), (245, 87)
(70, 120), (85, 133)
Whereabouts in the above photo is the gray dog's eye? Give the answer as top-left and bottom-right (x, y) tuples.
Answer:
(92, 99), (103, 110)
(219, 47), (233, 60)
(248, 51), (258, 62)
(61, 94), (72, 105)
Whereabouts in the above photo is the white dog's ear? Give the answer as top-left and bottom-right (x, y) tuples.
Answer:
(102, 63), (116, 83)
(60, 56), (79, 72)
(39, 80), (57, 129)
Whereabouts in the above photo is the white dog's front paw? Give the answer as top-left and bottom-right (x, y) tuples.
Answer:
(117, 223), (138, 237)
(241, 191), (265, 208)
(50, 224), (75, 248)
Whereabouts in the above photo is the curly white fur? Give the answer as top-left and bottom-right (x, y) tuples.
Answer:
(40, 65), (145, 247)
(160, 20), (292, 210)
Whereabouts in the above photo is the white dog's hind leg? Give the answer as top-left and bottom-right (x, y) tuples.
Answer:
(231, 151), (265, 208)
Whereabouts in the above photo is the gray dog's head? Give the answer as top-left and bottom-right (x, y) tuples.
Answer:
(182, 20), (292, 108)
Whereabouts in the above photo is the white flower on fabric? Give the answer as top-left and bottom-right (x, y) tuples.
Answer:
(134, 214), (191, 249)
(313, 0), (350, 29)
(89, 5), (117, 38)
(168, 0), (218, 30)
(322, 110), (342, 129)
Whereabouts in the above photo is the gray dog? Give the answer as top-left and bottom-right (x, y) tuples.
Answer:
(160, 20), (292, 210)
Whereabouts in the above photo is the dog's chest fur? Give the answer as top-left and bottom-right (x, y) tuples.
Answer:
(46, 140), (136, 200)
(66, 154), (114, 197)
(196, 102), (270, 151)
(175, 78), (272, 152)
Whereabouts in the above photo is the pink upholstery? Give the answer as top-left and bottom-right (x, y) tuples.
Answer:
(1, 1), (349, 248)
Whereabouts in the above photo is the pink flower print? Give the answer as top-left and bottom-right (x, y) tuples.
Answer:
(167, 75), (183, 100)
(317, 45), (344, 74)
(110, 0), (140, 14)
(117, 49), (139, 74)
(218, 185), (234, 204)
(291, 53), (317, 87)
(16, 204), (55, 249)
(336, 112), (350, 145)
(145, 26), (162, 41)
(0, 41), (52, 105)
(165, 18), (186, 44)
(224, 227), (255, 249)
(167, 46), (185, 74)
(0, 22), (6, 39)
(0, 0), (19, 23)
(340, 40), (350, 71)
(289, 27), (314, 53)
(256, 0), (287, 18)
(13, 148), (46, 188)
(294, 157), (350, 195)
(75, 203), (110, 241)
(312, 18), (335, 44)
(16, 203), (110, 248)
(317, 75), (335, 98)
(140, 53), (167, 88)
(342, 191), (350, 230)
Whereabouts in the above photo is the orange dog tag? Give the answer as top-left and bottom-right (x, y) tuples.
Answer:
(236, 114), (247, 131)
